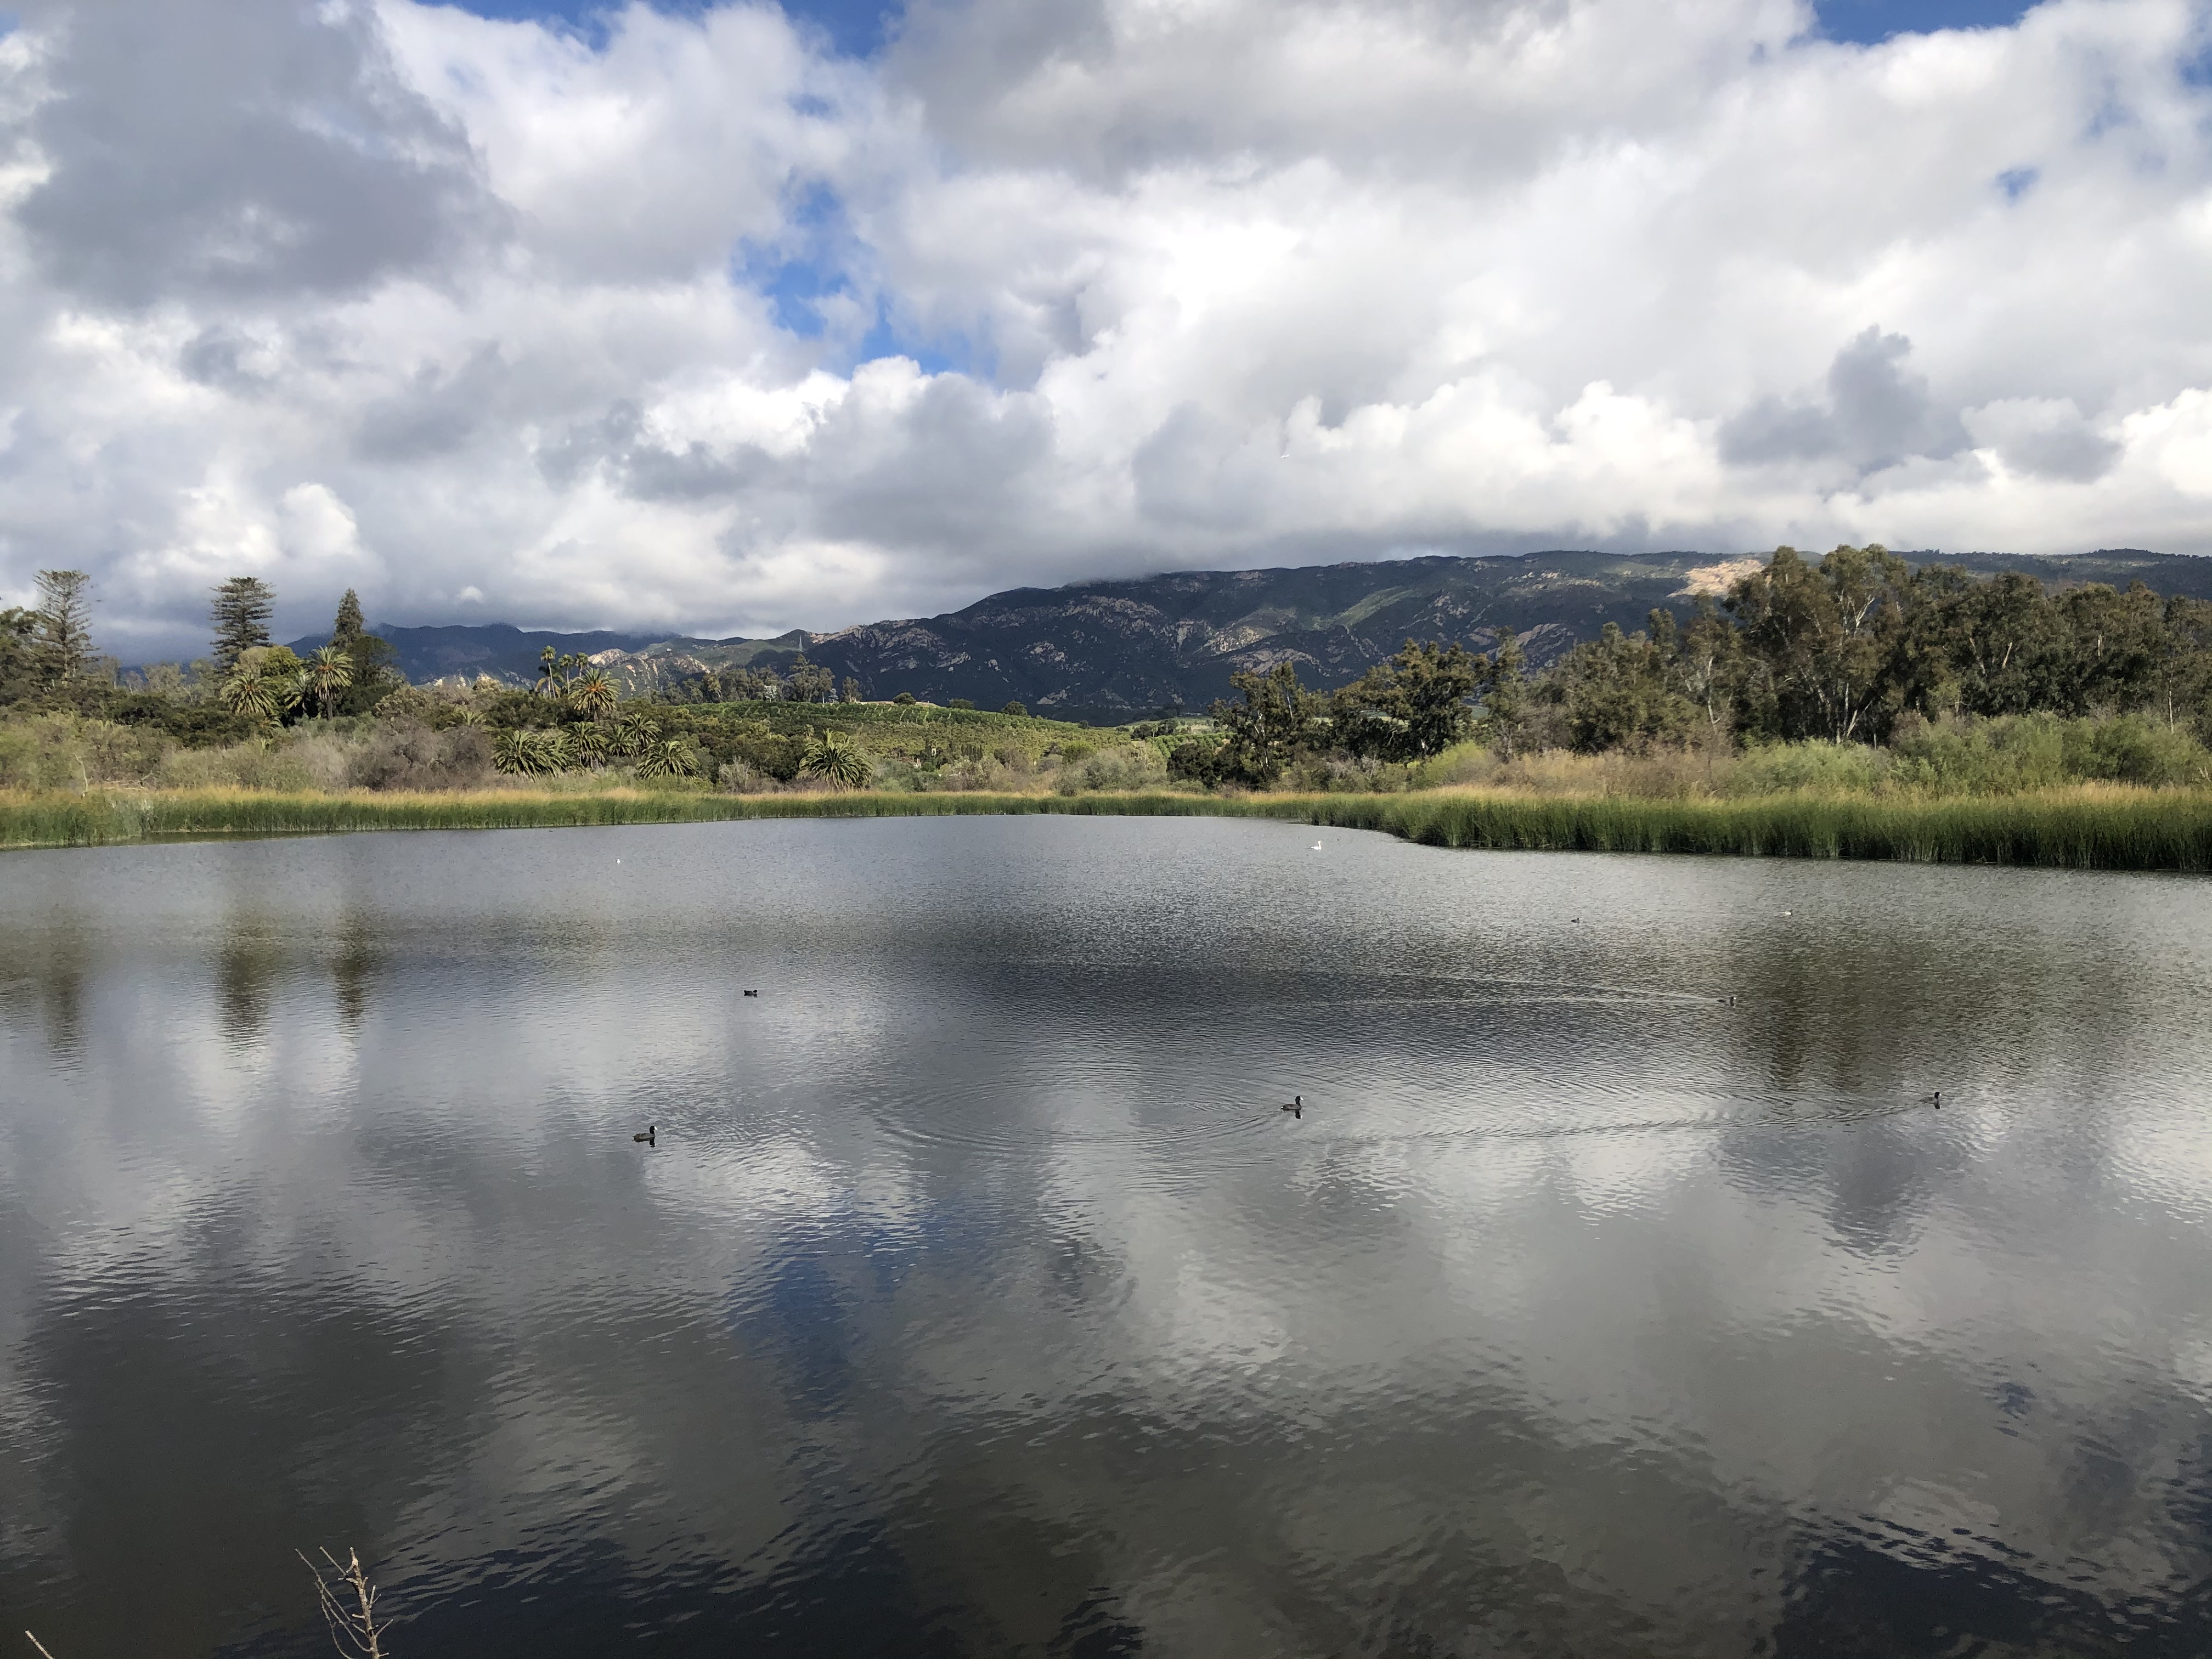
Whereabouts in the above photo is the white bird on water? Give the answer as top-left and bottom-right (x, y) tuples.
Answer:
(1311, 840), (1324, 850)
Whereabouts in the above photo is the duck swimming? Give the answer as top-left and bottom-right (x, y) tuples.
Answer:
(742, 989), (759, 997)
(634, 1125), (657, 1144)
(1282, 1095), (1303, 1120)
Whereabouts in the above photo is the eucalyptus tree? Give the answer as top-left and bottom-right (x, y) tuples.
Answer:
(785, 656), (836, 703)
(1550, 623), (1697, 753)
(1333, 639), (1481, 767)
(1205, 662), (1327, 787)
(1477, 628), (1530, 756)
(1723, 544), (1909, 743)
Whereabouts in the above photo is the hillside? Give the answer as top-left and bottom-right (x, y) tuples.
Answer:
(283, 622), (674, 686)
(330, 547), (2212, 723)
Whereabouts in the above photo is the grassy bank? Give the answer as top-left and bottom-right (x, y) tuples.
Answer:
(0, 787), (1232, 850)
(5, 783), (2212, 872)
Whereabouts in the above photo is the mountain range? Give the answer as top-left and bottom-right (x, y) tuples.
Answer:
(299, 548), (2212, 725)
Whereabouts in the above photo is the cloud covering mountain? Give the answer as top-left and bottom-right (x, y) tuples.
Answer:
(0, 0), (2208, 661)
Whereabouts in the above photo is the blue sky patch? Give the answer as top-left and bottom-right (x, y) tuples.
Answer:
(447, 0), (2048, 55)
(731, 184), (977, 374)
(1814, 0), (2039, 44)
(435, 0), (896, 55)
(1997, 165), (2038, 199)
(444, 0), (2053, 55)
(857, 311), (975, 377)
(732, 180), (861, 337)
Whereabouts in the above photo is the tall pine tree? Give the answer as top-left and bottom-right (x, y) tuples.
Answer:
(211, 577), (274, 669)
(328, 586), (397, 712)
(33, 569), (94, 685)
(332, 588), (365, 649)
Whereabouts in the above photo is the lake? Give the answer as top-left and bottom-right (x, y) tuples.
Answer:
(3, 815), (2211, 1657)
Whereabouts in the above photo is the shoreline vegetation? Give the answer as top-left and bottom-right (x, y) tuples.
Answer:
(5, 782), (2210, 872)
(7, 549), (2212, 870)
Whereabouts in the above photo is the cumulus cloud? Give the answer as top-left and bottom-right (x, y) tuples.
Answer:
(0, 0), (2208, 656)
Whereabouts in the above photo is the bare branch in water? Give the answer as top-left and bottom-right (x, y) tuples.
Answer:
(25, 1633), (60, 1659)
(299, 1547), (391, 1658)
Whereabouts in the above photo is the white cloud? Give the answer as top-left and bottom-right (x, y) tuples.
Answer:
(0, 0), (2208, 658)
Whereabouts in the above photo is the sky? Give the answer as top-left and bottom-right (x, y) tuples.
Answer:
(0, 0), (2208, 658)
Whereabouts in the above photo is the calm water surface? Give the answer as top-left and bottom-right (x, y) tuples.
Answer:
(3, 816), (2212, 1657)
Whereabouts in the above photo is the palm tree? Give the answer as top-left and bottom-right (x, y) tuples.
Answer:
(634, 737), (697, 779)
(304, 645), (353, 718)
(492, 728), (571, 775)
(221, 664), (278, 725)
(568, 667), (617, 721)
(800, 727), (872, 789)
(613, 712), (662, 759)
(568, 721), (612, 768)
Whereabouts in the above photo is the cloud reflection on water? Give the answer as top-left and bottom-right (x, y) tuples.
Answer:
(3, 819), (2212, 1655)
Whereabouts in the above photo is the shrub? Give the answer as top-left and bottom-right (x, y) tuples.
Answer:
(373, 684), (478, 730)
(2062, 714), (2211, 788)
(155, 741), (323, 791)
(1728, 741), (1887, 797)
(1890, 715), (2067, 796)
(1001, 701), (1027, 716)
(346, 723), (494, 791)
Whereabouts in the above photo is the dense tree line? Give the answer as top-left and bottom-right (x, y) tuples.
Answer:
(12, 548), (2212, 797)
(1, 572), (404, 735)
(1543, 545), (2212, 753)
(654, 653), (858, 705)
(1170, 546), (2212, 786)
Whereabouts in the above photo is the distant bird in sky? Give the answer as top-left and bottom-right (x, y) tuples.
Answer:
(634, 1124), (656, 1144)
(1282, 1094), (1303, 1119)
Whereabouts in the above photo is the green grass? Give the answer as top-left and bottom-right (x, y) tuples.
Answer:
(6, 785), (2212, 872)
(0, 787), (1230, 849)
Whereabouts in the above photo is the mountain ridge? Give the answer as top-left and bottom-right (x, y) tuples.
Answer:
(301, 547), (2212, 723)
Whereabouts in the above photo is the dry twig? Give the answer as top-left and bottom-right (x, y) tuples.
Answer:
(24, 1634), (59, 1659)
(298, 1547), (391, 1658)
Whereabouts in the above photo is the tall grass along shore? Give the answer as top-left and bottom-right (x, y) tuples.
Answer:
(6, 783), (2209, 873)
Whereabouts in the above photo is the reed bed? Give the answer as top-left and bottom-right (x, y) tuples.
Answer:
(0, 787), (1229, 849)
(4, 785), (2210, 872)
(1278, 786), (2212, 873)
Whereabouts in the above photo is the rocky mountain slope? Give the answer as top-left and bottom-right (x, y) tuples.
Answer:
(600, 550), (1760, 718)
(340, 547), (2212, 722)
